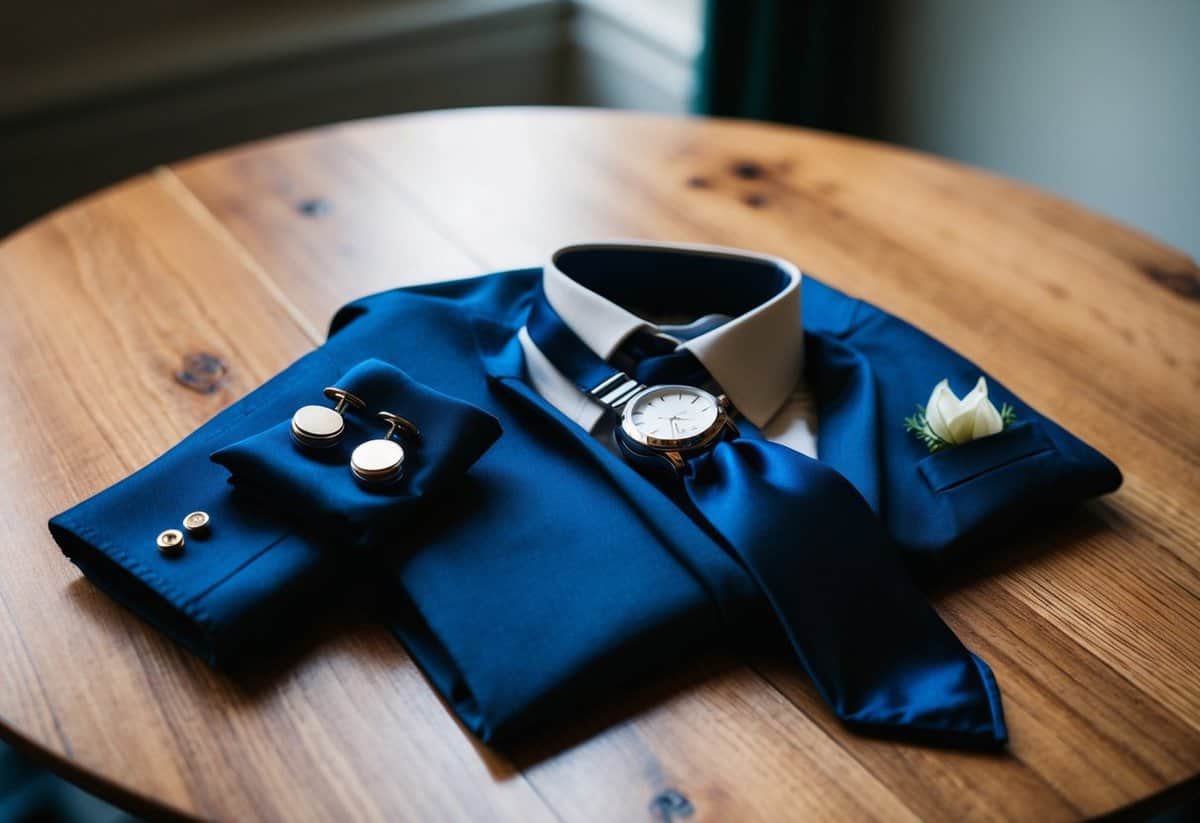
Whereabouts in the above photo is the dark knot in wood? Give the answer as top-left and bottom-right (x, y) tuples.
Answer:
(1142, 263), (1200, 301)
(297, 198), (332, 218)
(731, 161), (766, 180)
(649, 789), (694, 821)
(175, 352), (228, 394)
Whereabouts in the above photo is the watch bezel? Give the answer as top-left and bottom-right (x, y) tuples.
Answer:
(619, 384), (729, 452)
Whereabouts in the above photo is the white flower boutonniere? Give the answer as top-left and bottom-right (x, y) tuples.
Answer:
(905, 377), (1016, 453)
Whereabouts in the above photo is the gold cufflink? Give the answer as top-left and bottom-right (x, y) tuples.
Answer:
(157, 529), (185, 557)
(350, 411), (419, 486)
(291, 386), (365, 449)
(183, 511), (210, 535)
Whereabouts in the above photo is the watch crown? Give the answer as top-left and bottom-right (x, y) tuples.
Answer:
(717, 394), (731, 409)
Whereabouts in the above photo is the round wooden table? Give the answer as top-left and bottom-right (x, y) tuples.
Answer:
(1, 108), (1198, 821)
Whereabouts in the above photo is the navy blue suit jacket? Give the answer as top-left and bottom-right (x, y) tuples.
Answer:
(50, 270), (1120, 742)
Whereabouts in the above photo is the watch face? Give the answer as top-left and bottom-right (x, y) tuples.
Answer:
(621, 385), (722, 450)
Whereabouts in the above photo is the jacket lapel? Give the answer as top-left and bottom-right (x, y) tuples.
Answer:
(471, 312), (672, 499)
(801, 277), (885, 513)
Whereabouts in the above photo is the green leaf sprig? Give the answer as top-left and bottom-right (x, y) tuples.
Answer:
(905, 403), (1016, 454)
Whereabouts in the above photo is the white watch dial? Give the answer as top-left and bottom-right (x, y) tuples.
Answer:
(625, 385), (720, 444)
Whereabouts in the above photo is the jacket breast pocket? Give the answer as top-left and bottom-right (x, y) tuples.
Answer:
(917, 422), (1055, 493)
(915, 422), (1064, 547)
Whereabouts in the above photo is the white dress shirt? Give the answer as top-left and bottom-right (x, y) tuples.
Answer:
(519, 241), (819, 457)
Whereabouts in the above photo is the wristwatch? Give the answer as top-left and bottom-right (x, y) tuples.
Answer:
(613, 384), (740, 476)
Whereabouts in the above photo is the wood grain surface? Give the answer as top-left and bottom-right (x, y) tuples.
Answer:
(1, 108), (1198, 822)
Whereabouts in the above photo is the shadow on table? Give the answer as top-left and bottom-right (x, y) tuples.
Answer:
(498, 500), (1126, 767)
(0, 739), (140, 823)
(52, 498), (1134, 792)
(45, 496), (1200, 821)
(63, 571), (374, 702)
(913, 499), (1120, 599)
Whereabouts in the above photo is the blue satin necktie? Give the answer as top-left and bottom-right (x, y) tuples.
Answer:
(527, 291), (1007, 747)
(618, 332), (715, 389)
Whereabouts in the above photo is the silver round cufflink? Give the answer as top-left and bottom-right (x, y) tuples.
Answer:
(291, 386), (366, 449)
(350, 411), (420, 486)
(183, 510), (210, 535)
(157, 529), (185, 557)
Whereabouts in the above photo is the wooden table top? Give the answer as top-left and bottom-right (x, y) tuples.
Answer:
(1, 108), (1198, 822)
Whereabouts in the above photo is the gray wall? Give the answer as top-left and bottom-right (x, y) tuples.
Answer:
(0, 0), (704, 239)
(877, 0), (1199, 259)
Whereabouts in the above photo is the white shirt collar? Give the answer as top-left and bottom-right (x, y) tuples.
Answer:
(541, 241), (804, 427)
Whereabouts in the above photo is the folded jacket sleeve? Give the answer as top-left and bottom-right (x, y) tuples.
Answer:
(49, 351), (500, 667)
(48, 349), (341, 667)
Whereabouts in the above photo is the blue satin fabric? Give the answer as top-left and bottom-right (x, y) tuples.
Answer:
(48, 262), (1120, 747)
(210, 359), (501, 546)
(526, 284), (1006, 746)
(527, 289), (714, 388)
(687, 439), (1005, 744)
(374, 308), (756, 741)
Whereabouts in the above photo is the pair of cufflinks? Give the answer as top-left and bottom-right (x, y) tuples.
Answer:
(291, 386), (419, 485)
(156, 511), (210, 557)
